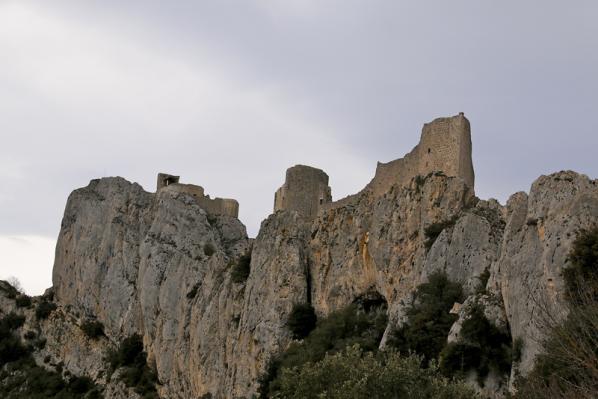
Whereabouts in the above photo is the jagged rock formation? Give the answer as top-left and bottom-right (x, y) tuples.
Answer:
(4, 114), (598, 398)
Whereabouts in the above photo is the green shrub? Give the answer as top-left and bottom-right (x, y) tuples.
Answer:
(106, 334), (158, 398)
(564, 227), (598, 304)
(387, 272), (464, 364)
(424, 217), (458, 250)
(287, 304), (317, 340)
(67, 375), (95, 394)
(261, 302), (387, 397)
(0, 312), (29, 365)
(0, 312), (25, 334)
(231, 253), (251, 284)
(0, 312), (99, 397)
(15, 295), (32, 308)
(273, 345), (476, 399)
(476, 268), (491, 294)
(0, 281), (19, 299)
(81, 320), (105, 339)
(0, 356), (100, 398)
(0, 335), (29, 366)
(186, 283), (200, 299)
(36, 301), (57, 320)
(206, 214), (218, 226)
(440, 304), (512, 380)
(203, 243), (215, 256)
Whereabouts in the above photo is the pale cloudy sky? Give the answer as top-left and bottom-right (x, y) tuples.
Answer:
(1, 0), (597, 294)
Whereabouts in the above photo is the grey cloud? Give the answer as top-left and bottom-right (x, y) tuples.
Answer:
(1, 0), (597, 242)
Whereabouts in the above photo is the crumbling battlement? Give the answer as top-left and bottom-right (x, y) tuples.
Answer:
(274, 165), (332, 219)
(157, 173), (239, 218)
(367, 113), (474, 196)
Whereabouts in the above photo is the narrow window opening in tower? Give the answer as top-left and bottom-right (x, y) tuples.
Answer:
(428, 148), (431, 154)
(319, 198), (323, 205)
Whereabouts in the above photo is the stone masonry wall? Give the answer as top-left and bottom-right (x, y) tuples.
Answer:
(158, 176), (239, 218)
(274, 165), (332, 219)
(368, 113), (474, 196)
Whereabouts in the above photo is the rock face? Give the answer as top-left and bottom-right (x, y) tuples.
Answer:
(496, 171), (598, 374)
(10, 115), (597, 398)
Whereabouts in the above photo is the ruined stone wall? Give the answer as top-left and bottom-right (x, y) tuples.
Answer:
(157, 173), (180, 190)
(158, 178), (239, 218)
(162, 183), (205, 198)
(274, 165), (332, 219)
(368, 113), (474, 196)
(198, 197), (239, 218)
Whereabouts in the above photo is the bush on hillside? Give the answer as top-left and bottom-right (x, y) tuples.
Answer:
(0, 356), (101, 398)
(260, 301), (388, 397)
(203, 243), (215, 257)
(15, 295), (32, 308)
(231, 253), (251, 284)
(387, 272), (464, 364)
(81, 320), (105, 339)
(440, 304), (513, 381)
(287, 303), (317, 340)
(36, 301), (57, 320)
(273, 345), (476, 399)
(106, 334), (159, 398)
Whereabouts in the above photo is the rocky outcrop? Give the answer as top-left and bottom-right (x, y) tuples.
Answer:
(228, 211), (310, 396)
(9, 116), (597, 398)
(496, 171), (598, 374)
(51, 177), (252, 398)
(52, 177), (154, 337)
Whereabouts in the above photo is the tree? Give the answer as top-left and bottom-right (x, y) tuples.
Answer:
(273, 345), (476, 399)
(287, 303), (317, 339)
(387, 272), (464, 363)
(6, 276), (24, 294)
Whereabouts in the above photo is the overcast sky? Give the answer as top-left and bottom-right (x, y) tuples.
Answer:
(1, 0), (597, 294)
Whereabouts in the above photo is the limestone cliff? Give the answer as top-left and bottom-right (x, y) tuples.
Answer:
(3, 114), (597, 398)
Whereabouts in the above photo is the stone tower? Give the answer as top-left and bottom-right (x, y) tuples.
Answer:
(274, 165), (332, 219)
(368, 113), (474, 196)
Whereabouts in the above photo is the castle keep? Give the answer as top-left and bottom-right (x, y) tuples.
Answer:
(274, 113), (475, 219)
(157, 173), (239, 218)
(274, 165), (332, 219)
(368, 113), (474, 196)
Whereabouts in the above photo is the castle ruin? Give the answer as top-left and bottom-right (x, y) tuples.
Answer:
(273, 113), (475, 219)
(273, 165), (332, 220)
(367, 112), (474, 196)
(157, 173), (239, 218)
